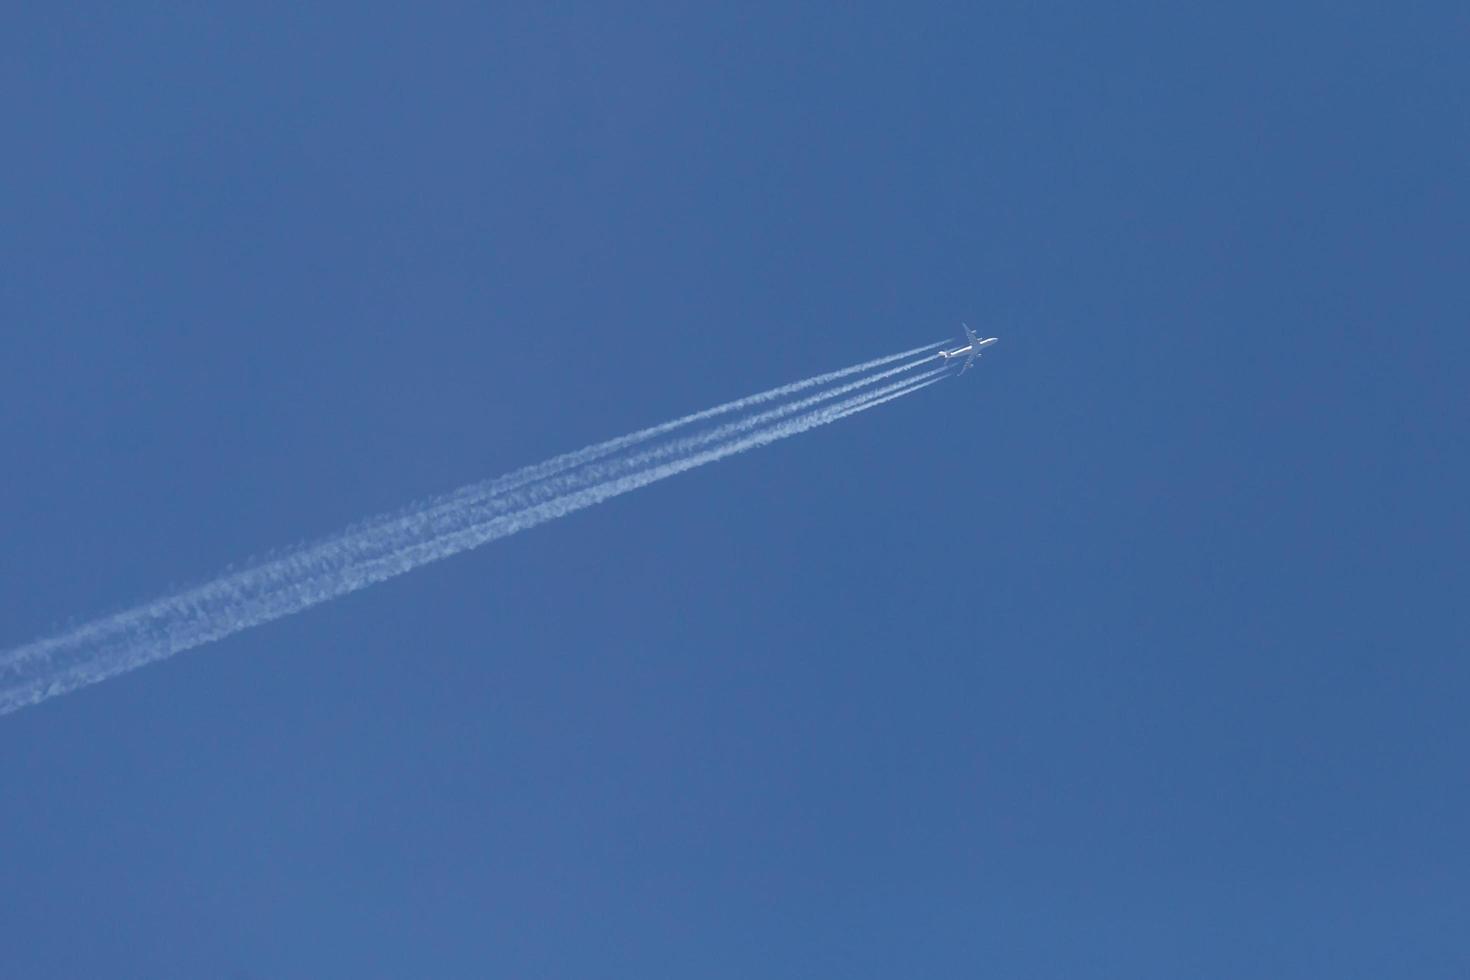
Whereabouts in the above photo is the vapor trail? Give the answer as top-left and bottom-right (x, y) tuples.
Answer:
(9, 354), (940, 672)
(56, 354), (944, 657)
(189, 344), (950, 602)
(830, 370), (950, 419)
(1, 349), (950, 716)
(389, 339), (946, 516)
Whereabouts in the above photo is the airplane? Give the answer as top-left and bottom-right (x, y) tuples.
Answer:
(937, 323), (998, 373)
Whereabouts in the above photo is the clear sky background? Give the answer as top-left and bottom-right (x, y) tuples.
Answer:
(2, 3), (1467, 977)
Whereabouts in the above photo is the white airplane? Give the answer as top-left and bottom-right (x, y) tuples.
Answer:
(937, 323), (998, 373)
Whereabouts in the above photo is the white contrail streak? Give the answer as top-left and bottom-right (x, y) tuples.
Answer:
(2, 351), (941, 673)
(1, 349), (951, 716)
(384, 339), (946, 516)
(4, 354), (942, 678)
(191, 344), (950, 602)
(67, 355), (947, 656)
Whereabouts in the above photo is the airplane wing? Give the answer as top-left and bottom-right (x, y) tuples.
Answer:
(958, 351), (977, 374)
(962, 322), (980, 347)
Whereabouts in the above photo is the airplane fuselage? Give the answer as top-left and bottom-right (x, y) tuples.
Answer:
(938, 336), (998, 361)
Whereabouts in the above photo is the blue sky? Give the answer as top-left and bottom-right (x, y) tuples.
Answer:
(2, 3), (1467, 977)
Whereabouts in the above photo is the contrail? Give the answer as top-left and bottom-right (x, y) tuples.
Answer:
(16, 353), (943, 665)
(43, 353), (945, 652)
(2, 351), (941, 672)
(830, 370), (950, 419)
(1, 349), (951, 716)
(383, 339), (946, 517)
(184, 345), (950, 605)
